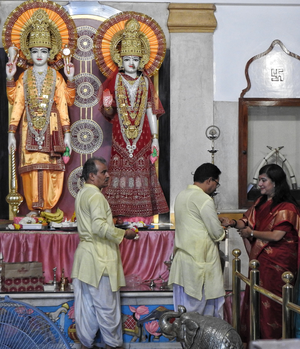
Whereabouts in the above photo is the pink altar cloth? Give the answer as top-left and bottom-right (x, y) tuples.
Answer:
(0, 230), (174, 285)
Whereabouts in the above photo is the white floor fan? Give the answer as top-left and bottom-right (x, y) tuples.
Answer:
(0, 295), (72, 348)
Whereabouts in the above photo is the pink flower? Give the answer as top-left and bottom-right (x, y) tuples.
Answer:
(129, 305), (149, 320)
(15, 306), (33, 315)
(145, 321), (160, 336)
(62, 155), (70, 164)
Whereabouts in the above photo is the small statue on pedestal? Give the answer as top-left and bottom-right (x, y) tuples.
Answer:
(60, 269), (66, 291)
(59, 268), (69, 292)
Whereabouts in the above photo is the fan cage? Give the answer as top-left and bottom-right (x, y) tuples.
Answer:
(0, 295), (72, 349)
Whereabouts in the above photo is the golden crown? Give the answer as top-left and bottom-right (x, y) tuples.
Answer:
(120, 19), (142, 57)
(28, 10), (52, 49)
(94, 11), (166, 77)
(3, 0), (77, 70)
(110, 18), (150, 70)
(20, 9), (61, 61)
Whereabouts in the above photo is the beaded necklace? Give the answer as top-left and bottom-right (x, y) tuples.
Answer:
(115, 73), (148, 157)
(24, 67), (56, 149)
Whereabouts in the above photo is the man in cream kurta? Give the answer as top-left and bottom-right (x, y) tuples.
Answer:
(168, 163), (226, 318)
(71, 157), (136, 349)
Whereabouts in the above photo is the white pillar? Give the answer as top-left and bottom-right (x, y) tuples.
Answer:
(168, 4), (217, 220)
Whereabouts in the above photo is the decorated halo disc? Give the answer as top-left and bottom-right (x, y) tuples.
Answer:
(2, 0), (77, 70)
(74, 73), (101, 108)
(74, 26), (97, 62)
(93, 11), (166, 78)
(71, 119), (103, 154)
(68, 166), (84, 198)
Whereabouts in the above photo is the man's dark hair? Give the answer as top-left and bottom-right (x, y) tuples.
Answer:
(81, 157), (107, 181)
(193, 163), (221, 183)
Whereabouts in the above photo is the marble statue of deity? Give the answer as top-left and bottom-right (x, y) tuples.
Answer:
(96, 16), (169, 224)
(4, 6), (77, 216)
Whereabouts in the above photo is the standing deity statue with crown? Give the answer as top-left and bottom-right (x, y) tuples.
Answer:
(94, 12), (169, 224)
(3, 0), (77, 217)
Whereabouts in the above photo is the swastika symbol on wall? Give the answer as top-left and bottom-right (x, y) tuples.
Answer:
(271, 68), (284, 81)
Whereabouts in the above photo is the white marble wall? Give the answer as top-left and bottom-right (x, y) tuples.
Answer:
(213, 101), (239, 210)
(0, 1), (23, 36)
(169, 32), (215, 211)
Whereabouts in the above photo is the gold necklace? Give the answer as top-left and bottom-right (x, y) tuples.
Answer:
(115, 73), (148, 157)
(24, 67), (56, 149)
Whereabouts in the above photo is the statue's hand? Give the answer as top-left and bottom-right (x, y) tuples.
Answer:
(150, 139), (159, 164)
(8, 133), (16, 154)
(64, 133), (72, 155)
(151, 139), (159, 154)
(6, 60), (17, 80)
(63, 57), (75, 81)
(103, 89), (113, 107)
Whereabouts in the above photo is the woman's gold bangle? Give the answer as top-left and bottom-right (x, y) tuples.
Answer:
(151, 133), (158, 139)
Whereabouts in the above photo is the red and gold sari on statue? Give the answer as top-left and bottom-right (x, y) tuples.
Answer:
(101, 72), (169, 220)
(241, 198), (300, 342)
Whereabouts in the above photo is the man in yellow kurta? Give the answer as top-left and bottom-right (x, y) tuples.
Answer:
(71, 157), (136, 349)
(6, 9), (75, 215)
(168, 163), (226, 318)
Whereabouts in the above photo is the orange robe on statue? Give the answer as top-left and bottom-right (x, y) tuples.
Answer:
(7, 67), (75, 211)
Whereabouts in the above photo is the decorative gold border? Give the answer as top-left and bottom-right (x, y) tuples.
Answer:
(168, 3), (217, 33)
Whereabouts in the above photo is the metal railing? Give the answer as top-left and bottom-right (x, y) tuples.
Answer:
(231, 248), (300, 341)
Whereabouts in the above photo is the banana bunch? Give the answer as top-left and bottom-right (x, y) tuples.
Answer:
(41, 208), (64, 223)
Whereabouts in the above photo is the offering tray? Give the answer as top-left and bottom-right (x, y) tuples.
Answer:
(50, 222), (77, 230)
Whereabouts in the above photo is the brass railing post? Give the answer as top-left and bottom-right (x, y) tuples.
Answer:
(282, 271), (294, 339)
(232, 249), (241, 332)
(231, 250), (300, 344)
(250, 259), (260, 341)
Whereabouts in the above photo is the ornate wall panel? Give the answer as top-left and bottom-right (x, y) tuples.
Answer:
(57, 14), (117, 218)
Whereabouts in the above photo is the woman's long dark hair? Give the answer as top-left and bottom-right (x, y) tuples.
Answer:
(256, 164), (299, 210)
